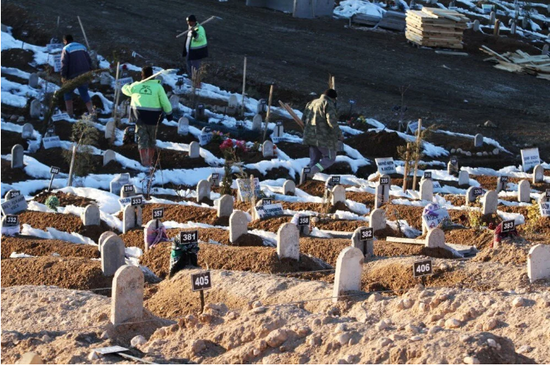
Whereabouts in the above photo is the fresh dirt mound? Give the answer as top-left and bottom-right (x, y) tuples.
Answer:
(329, 201), (352, 213)
(345, 131), (406, 159)
(1, 129), (30, 154)
(249, 216), (292, 233)
(1, 257), (111, 290)
(300, 237), (350, 267)
(1, 236), (99, 259)
(346, 191), (375, 207)
(231, 233), (264, 247)
(140, 242), (327, 280)
(445, 228), (494, 250)
(298, 180), (327, 197)
(140, 204), (229, 227)
(473, 240), (537, 266)
(314, 219), (368, 232)
(385, 204), (424, 230)
(18, 211), (113, 242)
(33, 190), (96, 207)
(276, 141), (309, 159)
(0, 159), (31, 183)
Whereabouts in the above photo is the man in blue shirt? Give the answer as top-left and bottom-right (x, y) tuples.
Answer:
(60, 34), (93, 117)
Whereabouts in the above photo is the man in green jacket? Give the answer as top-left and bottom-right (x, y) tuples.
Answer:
(182, 15), (208, 79)
(122, 66), (173, 168)
(301, 89), (343, 179)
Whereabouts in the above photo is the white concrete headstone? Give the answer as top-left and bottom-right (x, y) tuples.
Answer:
(217, 194), (234, 218)
(370, 208), (386, 232)
(331, 185), (346, 205)
(122, 205), (142, 233)
(283, 180), (295, 195)
(228, 95), (239, 108)
(98, 231), (117, 253)
(474, 133), (483, 148)
(458, 171), (469, 186)
(21, 123), (34, 139)
(103, 149), (116, 166)
(178, 117), (189, 135)
(333, 247), (364, 302)
(277, 223), (300, 260)
(351, 226), (374, 257)
(101, 235), (125, 276)
(425, 227), (445, 248)
(30, 99), (41, 118)
(81, 204), (100, 226)
(481, 190), (498, 215)
(28, 73), (39, 88)
(496, 176), (508, 192)
(120, 185), (136, 198)
(110, 173), (130, 195)
(420, 178), (433, 202)
(528, 244), (550, 283)
(229, 210), (249, 243)
(169, 95), (180, 112)
(105, 120), (116, 140)
(11, 144), (24, 169)
(262, 140), (274, 158)
(518, 179), (531, 203)
(111, 265), (144, 325)
(533, 164), (544, 184)
(189, 141), (200, 158)
(196, 179), (211, 203)
(252, 114), (262, 131)
(144, 219), (163, 251)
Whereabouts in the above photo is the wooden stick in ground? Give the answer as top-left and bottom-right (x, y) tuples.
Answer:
(77, 16), (91, 51)
(263, 84), (274, 141)
(412, 119), (423, 190)
(278, 100), (304, 130)
(328, 73), (333, 89)
(332, 76), (336, 90)
(403, 142), (411, 192)
(241, 56), (247, 118)
(493, 19), (501, 37)
(112, 62), (121, 120)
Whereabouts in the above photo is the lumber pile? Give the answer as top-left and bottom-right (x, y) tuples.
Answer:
(406, 7), (469, 49)
(480, 46), (550, 80)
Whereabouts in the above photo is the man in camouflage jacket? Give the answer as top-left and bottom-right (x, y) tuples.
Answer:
(302, 89), (343, 177)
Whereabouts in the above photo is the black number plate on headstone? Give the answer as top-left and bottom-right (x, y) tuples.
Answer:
(473, 187), (483, 196)
(128, 126), (135, 133)
(123, 184), (134, 193)
(50, 166), (60, 175)
(262, 199), (272, 206)
(380, 177), (390, 185)
(211, 173), (219, 180)
(413, 260), (433, 277)
(276, 121), (283, 126)
(180, 230), (198, 244)
(131, 196), (143, 206)
(5, 215), (19, 226)
(546, 189), (550, 199)
(298, 216), (310, 226)
(500, 176), (508, 183)
(331, 176), (341, 185)
(360, 227), (374, 241)
(501, 220), (515, 233)
(9, 190), (20, 199)
(152, 208), (164, 219)
(424, 172), (432, 180)
(303, 167), (311, 174)
(191, 271), (212, 292)
(47, 126), (55, 135)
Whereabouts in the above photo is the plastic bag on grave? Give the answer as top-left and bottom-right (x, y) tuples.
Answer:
(146, 222), (169, 249)
(422, 203), (450, 230)
(168, 239), (200, 278)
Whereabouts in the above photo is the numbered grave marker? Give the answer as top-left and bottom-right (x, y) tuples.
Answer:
(50, 166), (60, 175)
(5, 215), (19, 226)
(380, 177), (390, 185)
(331, 176), (341, 185)
(413, 259), (433, 277)
(424, 171), (432, 180)
(180, 230), (198, 244)
(123, 184), (134, 193)
(8, 190), (21, 200)
(298, 216), (310, 226)
(473, 187), (483, 197)
(501, 220), (515, 233)
(152, 208), (164, 220)
(191, 271), (212, 292)
(546, 189), (550, 199)
(360, 227), (374, 241)
(131, 196), (143, 206)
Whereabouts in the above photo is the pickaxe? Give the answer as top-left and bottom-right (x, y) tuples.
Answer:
(176, 16), (223, 38)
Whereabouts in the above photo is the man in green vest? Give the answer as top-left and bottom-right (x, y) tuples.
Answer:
(301, 89), (343, 180)
(182, 15), (208, 80)
(122, 66), (173, 168)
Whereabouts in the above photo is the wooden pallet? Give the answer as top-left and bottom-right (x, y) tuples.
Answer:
(480, 46), (550, 78)
(405, 8), (467, 49)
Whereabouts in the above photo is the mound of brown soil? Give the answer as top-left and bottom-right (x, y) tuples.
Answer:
(140, 242), (327, 280)
(473, 240), (533, 266)
(314, 219), (367, 232)
(1, 257), (112, 290)
(249, 216), (292, 233)
(1, 49), (35, 71)
(1, 129), (30, 154)
(1, 236), (99, 259)
(345, 131), (406, 159)
(18, 211), (114, 242)
(276, 141), (309, 159)
(1, 159), (31, 183)
(232, 233), (264, 247)
(33, 190), (95, 207)
(298, 180), (327, 197)
(444, 228), (494, 250)
(384, 204), (424, 230)
(140, 204), (229, 227)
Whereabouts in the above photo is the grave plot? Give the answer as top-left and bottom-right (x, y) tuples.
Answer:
(1, 26), (549, 366)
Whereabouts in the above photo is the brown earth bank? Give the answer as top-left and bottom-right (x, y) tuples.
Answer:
(0, 159), (32, 183)
(0, 236), (99, 259)
(32, 190), (96, 207)
(0, 257), (111, 290)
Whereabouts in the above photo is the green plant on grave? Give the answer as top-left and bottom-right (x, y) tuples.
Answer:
(397, 124), (436, 189)
(523, 202), (541, 234)
(61, 116), (99, 177)
(467, 208), (483, 232)
(45, 195), (60, 211)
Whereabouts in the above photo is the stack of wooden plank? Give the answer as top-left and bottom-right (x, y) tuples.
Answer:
(406, 8), (469, 49)
(480, 46), (550, 80)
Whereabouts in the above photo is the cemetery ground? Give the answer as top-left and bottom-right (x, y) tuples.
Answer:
(1, 4), (550, 366)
